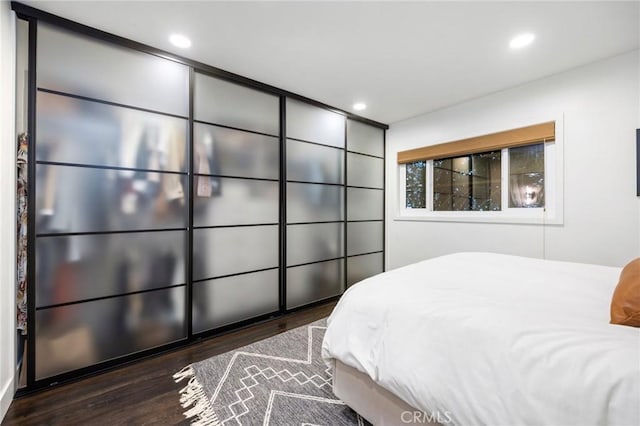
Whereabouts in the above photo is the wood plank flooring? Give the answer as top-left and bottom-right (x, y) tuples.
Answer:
(2, 301), (336, 425)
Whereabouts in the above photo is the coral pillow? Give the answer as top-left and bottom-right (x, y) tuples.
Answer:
(611, 258), (640, 327)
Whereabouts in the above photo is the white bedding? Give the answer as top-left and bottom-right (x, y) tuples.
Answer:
(322, 252), (640, 426)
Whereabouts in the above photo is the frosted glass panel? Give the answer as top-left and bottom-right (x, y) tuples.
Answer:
(35, 164), (187, 234)
(287, 183), (343, 223)
(37, 23), (188, 117)
(287, 223), (344, 266)
(193, 226), (278, 279)
(194, 73), (279, 136)
(347, 222), (383, 256)
(287, 259), (344, 309)
(347, 188), (383, 221)
(35, 286), (185, 379)
(347, 153), (384, 189)
(36, 91), (187, 172)
(286, 99), (345, 148)
(16, 19), (28, 134)
(347, 120), (384, 157)
(194, 178), (278, 227)
(194, 123), (279, 180)
(347, 253), (383, 287)
(286, 139), (343, 184)
(35, 231), (185, 307)
(193, 269), (279, 332)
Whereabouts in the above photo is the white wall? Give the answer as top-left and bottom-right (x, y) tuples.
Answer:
(386, 51), (640, 269)
(0, 0), (16, 421)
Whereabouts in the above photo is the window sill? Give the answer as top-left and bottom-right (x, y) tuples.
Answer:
(394, 209), (562, 225)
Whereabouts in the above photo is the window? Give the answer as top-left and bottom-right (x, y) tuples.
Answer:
(432, 150), (502, 211)
(406, 161), (426, 208)
(508, 144), (544, 208)
(398, 121), (562, 224)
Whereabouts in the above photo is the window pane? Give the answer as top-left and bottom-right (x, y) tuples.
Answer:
(433, 151), (501, 211)
(509, 144), (545, 208)
(406, 161), (426, 208)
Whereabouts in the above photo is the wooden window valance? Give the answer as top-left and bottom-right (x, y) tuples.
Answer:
(397, 121), (555, 164)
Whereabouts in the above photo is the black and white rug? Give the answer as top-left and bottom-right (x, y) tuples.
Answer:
(174, 319), (368, 425)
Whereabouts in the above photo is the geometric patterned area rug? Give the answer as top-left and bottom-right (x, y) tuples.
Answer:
(173, 319), (370, 425)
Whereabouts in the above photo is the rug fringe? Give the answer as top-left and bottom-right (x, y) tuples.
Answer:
(173, 365), (221, 426)
(173, 365), (194, 382)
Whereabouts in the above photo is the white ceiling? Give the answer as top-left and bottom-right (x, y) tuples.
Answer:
(21, 1), (640, 124)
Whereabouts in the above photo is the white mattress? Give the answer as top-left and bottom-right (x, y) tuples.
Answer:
(322, 252), (640, 425)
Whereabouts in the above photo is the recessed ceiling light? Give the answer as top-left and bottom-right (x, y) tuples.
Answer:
(353, 102), (367, 111)
(169, 34), (191, 49)
(509, 33), (535, 49)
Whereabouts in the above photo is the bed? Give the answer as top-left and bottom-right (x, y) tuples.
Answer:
(321, 252), (640, 425)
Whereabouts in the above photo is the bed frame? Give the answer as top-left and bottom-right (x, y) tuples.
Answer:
(332, 360), (441, 425)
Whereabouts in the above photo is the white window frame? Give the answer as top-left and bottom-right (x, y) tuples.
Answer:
(396, 116), (564, 225)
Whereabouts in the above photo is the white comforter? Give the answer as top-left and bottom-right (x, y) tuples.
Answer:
(322, 253), (640, 426)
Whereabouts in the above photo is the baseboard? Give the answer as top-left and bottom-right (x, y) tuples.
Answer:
(0, 376), (15, 423)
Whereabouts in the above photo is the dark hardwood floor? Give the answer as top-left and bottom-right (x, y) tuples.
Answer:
(2, 301), (336, 425)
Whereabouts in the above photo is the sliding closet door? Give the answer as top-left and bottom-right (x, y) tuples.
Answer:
(34, 23), (189, 380)
(346, 119), (385, 286)
(285, 99), (345, 308)
(191, 73), (280, 332)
